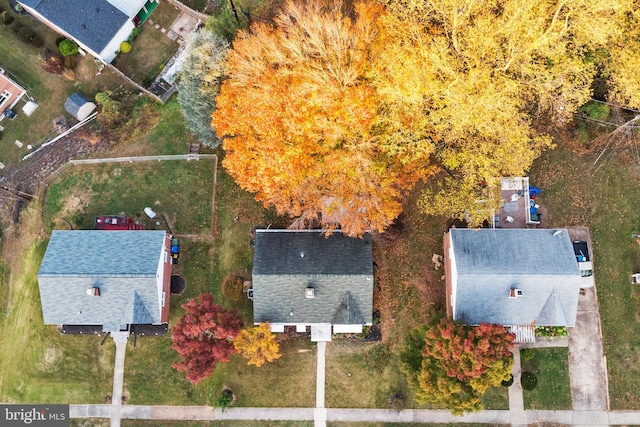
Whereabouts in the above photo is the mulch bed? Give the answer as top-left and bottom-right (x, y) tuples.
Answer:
(131, 323), (168, 336)
(59, 324), (103, 334)
(170, 274), (186, 294)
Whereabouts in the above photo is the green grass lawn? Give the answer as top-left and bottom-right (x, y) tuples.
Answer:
(42, 159), (216, 235)
(123, 166), (315, 407)
(207, 338), (317, 407)
(112, 1), (180, 87)
(520, 348), (572, 410)
(325, 341), (415, 409)
(0, 0), (131, 165)
(324, 339), (508, 410)
(107, 99), (201, 158)
(530, 142), (640, 409)
(0, 231), (115, 403)
(122, 422), (313, 427)
(481, 385), (510, 410)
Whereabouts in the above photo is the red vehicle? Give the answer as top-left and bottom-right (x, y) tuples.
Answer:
(94, 216), (145, 230)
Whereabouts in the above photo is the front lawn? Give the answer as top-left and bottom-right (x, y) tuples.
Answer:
(520, 347), (572, 410)
(325, 341), (414, 409)
(481, 385), (510, 410)
(324, 339), (509, 410)
(530, 142), (640, 409)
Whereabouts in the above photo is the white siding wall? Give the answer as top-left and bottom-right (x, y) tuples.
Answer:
(332, 324), (363, 334)
(100, 21), (136, 63)
(270, 323), (285, 333)
(156, 246), (166, 314)
(264, 323), (364, 335)
(106, 0), (148, 18)
(448, 233), (459, 320)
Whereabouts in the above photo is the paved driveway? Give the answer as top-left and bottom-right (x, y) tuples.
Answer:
(568, 285), (609, 410)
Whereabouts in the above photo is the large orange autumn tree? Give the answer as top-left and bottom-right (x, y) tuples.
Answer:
(214, 0), (640, 233)
(212, 0), (436, 236)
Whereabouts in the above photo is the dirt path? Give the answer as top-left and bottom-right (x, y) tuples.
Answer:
(0, 129), (109, 224)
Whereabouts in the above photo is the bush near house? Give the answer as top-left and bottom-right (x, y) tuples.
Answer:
(1, 9), (15, 25)
(58, 39), (78, 56)
(119, 41), (132, 54)
(127, 27), (142, 43)
(521, 348), (535, 361)
(534, 326), (568, 337)
(521, 372), (538, 391)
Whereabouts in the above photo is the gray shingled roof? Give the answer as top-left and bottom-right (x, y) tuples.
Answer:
(450, 228), (582, 327)
(19, 0), (129, 54)
(39, 230), (165, 276)
(252, 230), (373, 325)
(253, 230), (373, 275)
(38, 230), (167, 332)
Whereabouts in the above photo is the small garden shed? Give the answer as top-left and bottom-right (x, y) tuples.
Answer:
(64, 93), (97, 121)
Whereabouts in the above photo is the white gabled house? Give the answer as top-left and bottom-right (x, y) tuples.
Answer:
(19, 0), (160, 63)
(444, 228), (592, 342)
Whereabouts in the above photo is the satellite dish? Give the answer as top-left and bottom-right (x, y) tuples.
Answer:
(553, 230), (563, 237)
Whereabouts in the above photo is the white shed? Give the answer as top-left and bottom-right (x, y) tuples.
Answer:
(64, 93), (97, 121)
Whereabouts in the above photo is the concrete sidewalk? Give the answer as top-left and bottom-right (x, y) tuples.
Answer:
(110, 333), (129, 427)
(508, 348), (526, 427)
(315, 341), (327, 427)
(69, 405), (640, 425)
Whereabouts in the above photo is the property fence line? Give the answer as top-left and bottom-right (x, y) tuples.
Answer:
(166, 0), (210, 22)
(106, 63), (164, 104)
(69, 154), (216, 165)
(22, 113), (98, 161)
(42, 154), (218, 238)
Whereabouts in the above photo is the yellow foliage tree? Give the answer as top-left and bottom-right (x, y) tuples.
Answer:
(215, 0), (640, 230)
(605, 0), (640, 109)
(233, 322), (282, 367)
(375, 0), (634, 225)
